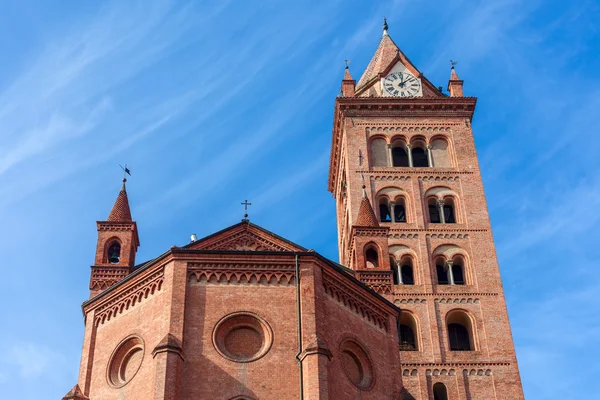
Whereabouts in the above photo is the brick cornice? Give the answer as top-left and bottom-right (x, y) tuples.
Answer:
(328, 97), (477, 193)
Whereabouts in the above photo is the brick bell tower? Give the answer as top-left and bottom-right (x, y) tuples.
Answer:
(90, 178), (139, 298)
(328, 19), (525, 399)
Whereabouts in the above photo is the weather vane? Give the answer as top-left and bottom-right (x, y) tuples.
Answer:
(119, 164), (131, 182)
(450, 60), (458, 68)
(241, 200), (252, 221)
(345, 59), (350, 68)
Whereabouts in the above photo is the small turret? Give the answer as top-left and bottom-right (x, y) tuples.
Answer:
(341, 62), (356, 97)
(447, 64), (464, 97)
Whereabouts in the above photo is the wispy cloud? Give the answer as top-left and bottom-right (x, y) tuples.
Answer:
(5, 342), (66, 379)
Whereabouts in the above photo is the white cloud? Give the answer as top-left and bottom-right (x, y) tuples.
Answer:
(6, 342), (65, 379)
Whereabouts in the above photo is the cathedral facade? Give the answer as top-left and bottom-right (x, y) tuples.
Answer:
(64, 22), (524, 400)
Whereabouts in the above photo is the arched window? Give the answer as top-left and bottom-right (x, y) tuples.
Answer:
(392, 146), (409, 167)
(108, 242), (121, 264)
(433, 383), (448, 400)
(391, 256), (415, 285)
(428, 198), (441, 224)
(436, 260), (449, 285)
(452, 257), (465, 285)
(430, 138), (450, 168)
(390, 256), (399, 284)
(399, 325), (416, 351)
(370, 138), (388, 167)
(379, 199), (391, 222)
(447, 311), (474, 351)
(411, 146), (429, 167)
(443, 198), (456, 224)
(448, 323), (471, 351)
(402, 264), (415, 285)
(399, 312), (418, 351)
(365, 247), (379, 269)
(393, 197), (407, 223)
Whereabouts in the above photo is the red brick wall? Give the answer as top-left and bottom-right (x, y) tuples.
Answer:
(333, 110), (525, 399)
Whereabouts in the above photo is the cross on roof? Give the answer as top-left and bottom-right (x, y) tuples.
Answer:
(241, 200), (252, 221)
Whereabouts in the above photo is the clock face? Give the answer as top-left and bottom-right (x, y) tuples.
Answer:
(382, 72), (421, 97)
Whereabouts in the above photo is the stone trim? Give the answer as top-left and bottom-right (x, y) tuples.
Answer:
(89, 266), (129, 291)
(94, 266), (164, 326)
(322, 270), (390, 332)
(188, 262), (296, 285)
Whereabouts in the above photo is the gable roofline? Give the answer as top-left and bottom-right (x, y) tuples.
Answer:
(181, 220), (308, 252)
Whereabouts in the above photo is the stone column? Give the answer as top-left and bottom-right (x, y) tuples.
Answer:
(387, 144), (394, 167)
(406, 144), (413, 167)
(395, 260), (403, 284)
(446, 260), (455, 285)
(389, 201), (396, 223)
(427, 144), (433, 167)
(437, 199), (446, 224)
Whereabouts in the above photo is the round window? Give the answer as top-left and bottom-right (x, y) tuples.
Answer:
(212, 312), (273, 363)
(340, 340), (374, 390)
(107, 335), (144, 388)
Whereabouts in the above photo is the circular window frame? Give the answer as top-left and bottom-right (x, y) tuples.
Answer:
(106, 334), (145, 389)
(339, 339), (375, 391)
(212, 312), (273, 363)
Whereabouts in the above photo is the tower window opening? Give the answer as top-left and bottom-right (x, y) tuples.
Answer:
(452, 262), (465, 285)
(108, 242), (121, 264)
(428, 198), (441, 223)
(436, 262), (449, 285)
(399, 312), (418, 351)
(401, 264), (415, 285)
(433, 383), (448, 400)
(379, 201), (391, 222)
(447, 310), (474, 351)
(393, 198), (407, 223)
(448, 323), (471, 351)
(443, 198), (456, 224)
(365, 247), (379, 269)
(412, 146), (428, 167)
(399, 324), (416, 351)
(392, 146), (409, 167)
(391, 257), (400, 285)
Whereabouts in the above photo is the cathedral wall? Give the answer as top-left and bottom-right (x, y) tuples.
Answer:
(318, 279), (402, 398)
(180, 280), (299, 400)
(85, 283), (168, 399)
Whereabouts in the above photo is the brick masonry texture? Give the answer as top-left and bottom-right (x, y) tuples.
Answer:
(65, 30), (524, 400)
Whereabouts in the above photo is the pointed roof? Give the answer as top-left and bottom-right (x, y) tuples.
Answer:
(355, 190), (379, 227)
(107, 180), (132, 222)
(450, 66), (460, 81)
(356, 33), (400, 89)
(62, 384), (89, 400)
(343, 65), (353, 81)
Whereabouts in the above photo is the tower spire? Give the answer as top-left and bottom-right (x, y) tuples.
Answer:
(448, 60), (464, 97)
(341, 60), (356, 97)
(107, 178), (133, 222)
(356, 185), (379, 227)
(382, 17), (389, 36)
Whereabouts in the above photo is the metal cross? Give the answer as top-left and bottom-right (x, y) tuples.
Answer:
(119, 164), (131, 182)
(241, 200), (252, 220)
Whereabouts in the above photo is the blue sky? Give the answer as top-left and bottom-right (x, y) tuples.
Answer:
(0, 1), (598, 398)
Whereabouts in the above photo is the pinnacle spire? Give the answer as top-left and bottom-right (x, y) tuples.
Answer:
(107, 178), (133, 222)
(356, 24), (400, 89)
(356, 185), (379, 227)
(450, 61), (460, 81)
(383, 17), (388, 36)
(343, 60), (353, 80)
